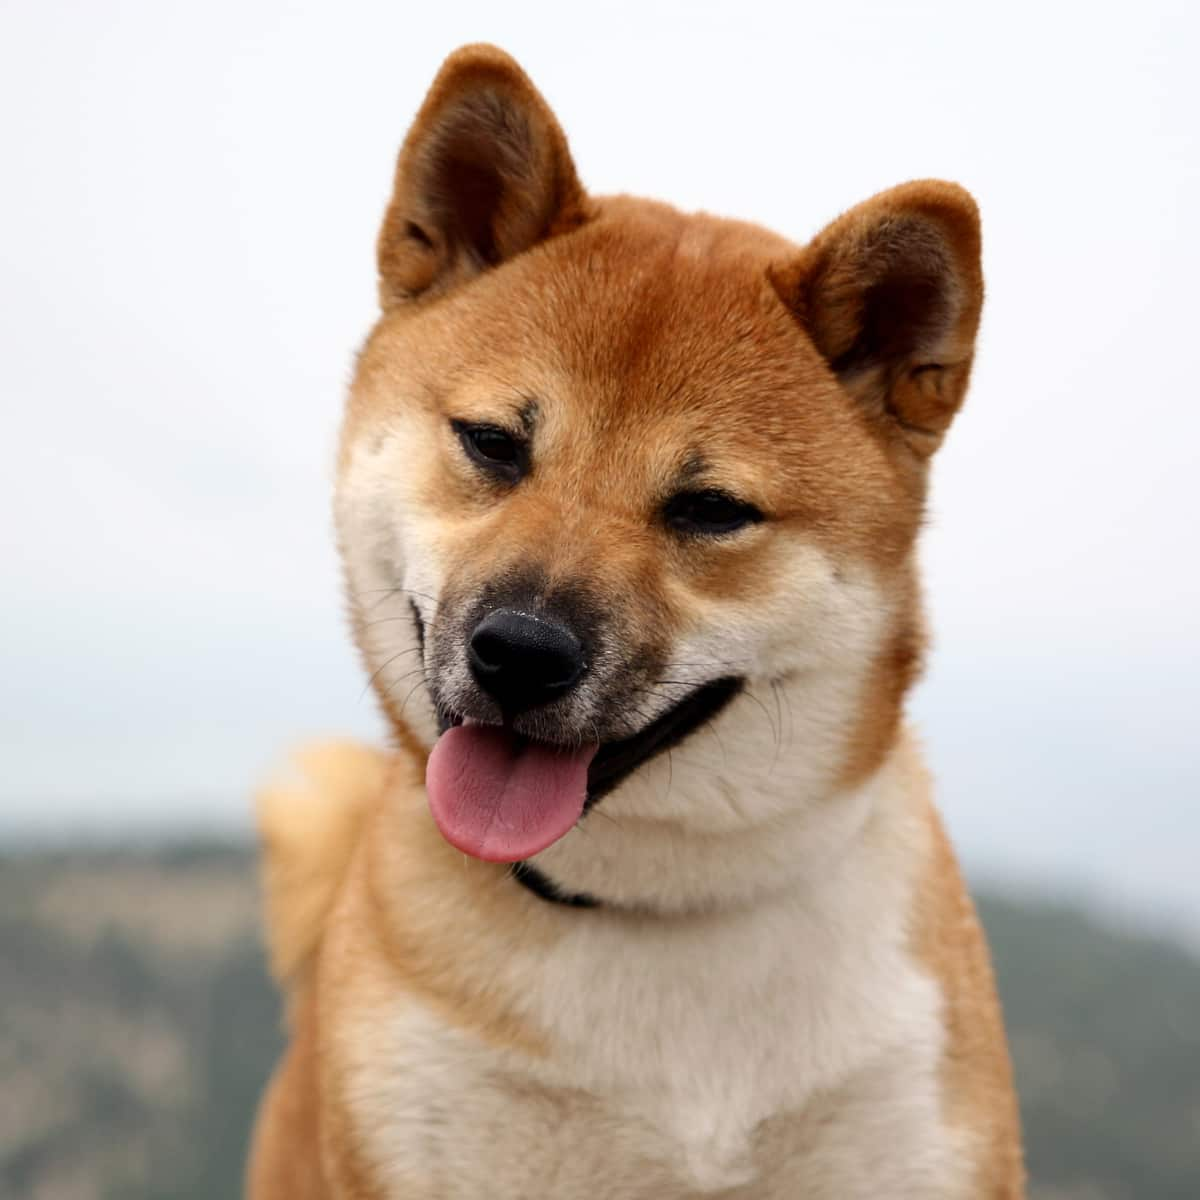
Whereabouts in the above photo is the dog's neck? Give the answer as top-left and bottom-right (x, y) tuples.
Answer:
(524, 680), (916, 916)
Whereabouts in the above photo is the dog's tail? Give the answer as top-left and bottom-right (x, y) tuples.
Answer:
(256, 740), (390, 994)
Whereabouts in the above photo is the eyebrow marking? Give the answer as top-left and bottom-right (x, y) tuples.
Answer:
(518, 396), (539, 436)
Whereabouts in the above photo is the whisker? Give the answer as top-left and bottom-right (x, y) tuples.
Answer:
(586, 805), (622, 829)
(382, 666), (432, 700)
(701, 715), (728, 765)
(743, 687), (780, 756)
(361, 649), (425, 701)
(397, 674), (434, 717)
(361, 617), (429, 632)
(665, 658), (751, 672)
(349, 586), (442, 614)
(771, 678), (795, 750)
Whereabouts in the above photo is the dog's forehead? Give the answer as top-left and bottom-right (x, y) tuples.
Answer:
(352, 202), (869, 486)
(492, 208), (839, 436)
(539, 211), (800, 366)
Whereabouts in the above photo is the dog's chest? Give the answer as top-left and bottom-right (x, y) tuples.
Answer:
(338, 892), (962, 1198)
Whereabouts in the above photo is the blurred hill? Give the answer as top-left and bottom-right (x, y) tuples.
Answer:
(1, 845), (1198, 1199)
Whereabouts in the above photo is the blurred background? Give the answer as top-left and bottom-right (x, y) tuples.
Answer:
(1, 1), (1197, 1197)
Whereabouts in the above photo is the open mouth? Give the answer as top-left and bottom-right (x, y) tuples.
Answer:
(585, 676), (743, 803)
(426, 676), (743, 863)
(407, 600), (742, 862)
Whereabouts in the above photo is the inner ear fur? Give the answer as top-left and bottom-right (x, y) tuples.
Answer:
(771, 181), (983, 456)
(377, 44), (587, 307)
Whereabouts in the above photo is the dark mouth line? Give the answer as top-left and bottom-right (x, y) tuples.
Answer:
(433, 675), (744, 803)
(512, 677), (744, 910)
(412, 598), (743, 799)
(584, 676), (744, 806)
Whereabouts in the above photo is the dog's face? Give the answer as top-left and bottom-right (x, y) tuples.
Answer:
(336, 46), (982, 863)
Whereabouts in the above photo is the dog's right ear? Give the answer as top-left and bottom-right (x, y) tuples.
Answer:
(377, 45), (587, 308)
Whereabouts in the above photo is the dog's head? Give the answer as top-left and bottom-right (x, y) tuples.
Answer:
(336, 45), (982, 864)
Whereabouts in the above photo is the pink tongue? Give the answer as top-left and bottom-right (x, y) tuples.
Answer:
(426, 724), (598, 862)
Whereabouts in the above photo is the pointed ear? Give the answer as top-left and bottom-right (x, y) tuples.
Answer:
(377, 45), (587, 307)
(770, 181), (983, 456)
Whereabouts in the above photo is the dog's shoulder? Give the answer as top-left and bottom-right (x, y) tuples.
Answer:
(912, 793), (1025, 1196)
(256, 739), (395, 992)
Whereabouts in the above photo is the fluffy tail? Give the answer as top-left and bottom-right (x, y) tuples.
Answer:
(256, 740), (391, 992)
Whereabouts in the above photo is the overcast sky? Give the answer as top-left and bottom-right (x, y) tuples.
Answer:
(1, 1), (1197, 935)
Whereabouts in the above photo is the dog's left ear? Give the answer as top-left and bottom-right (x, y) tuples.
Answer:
(377, 44), (587, 308)
(771, 181), (983, 456)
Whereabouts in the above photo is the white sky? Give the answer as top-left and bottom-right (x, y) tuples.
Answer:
(1, 1), (1197, 933)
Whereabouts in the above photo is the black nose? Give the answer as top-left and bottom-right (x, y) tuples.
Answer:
(468, 609), (585, 714)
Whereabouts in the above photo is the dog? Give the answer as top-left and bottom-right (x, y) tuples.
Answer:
(247, 43), (1024, 1199)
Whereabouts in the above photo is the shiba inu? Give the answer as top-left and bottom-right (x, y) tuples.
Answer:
(248, 43), (1024, 1199)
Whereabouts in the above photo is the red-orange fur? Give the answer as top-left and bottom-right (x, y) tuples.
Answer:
(251, 43), (1023, 1198)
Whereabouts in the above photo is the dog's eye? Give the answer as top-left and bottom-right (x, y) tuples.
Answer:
(663, 489), (764, 536)
(451, 420), (527, 481)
